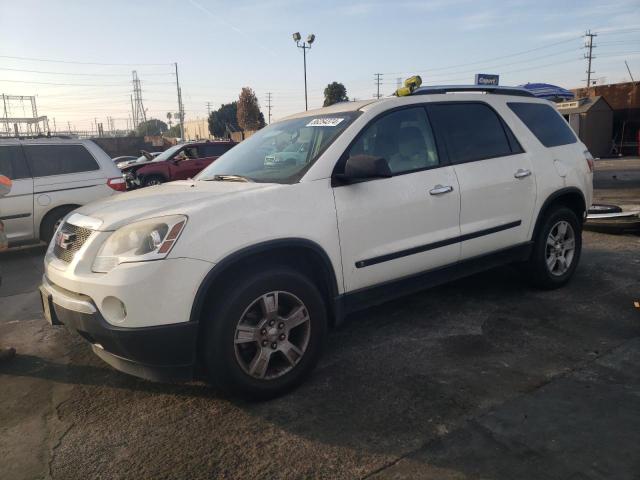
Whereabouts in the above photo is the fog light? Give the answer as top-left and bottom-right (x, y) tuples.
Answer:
(102, 296), (127, 323)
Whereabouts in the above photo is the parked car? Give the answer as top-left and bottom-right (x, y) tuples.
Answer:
(0, 138), (124, 246)
(121, 141), (236, 188)
(40, 85), (593, 398)
(111, 155), (137, 166)
(116, 151), (162, 169)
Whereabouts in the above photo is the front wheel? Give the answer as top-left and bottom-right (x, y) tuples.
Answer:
(142, 175), (165, 187)
(523, 206), (582, 289)
(201, 267), (327, 399)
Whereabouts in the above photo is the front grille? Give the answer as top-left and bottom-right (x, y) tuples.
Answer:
(53, 222), (93, 263)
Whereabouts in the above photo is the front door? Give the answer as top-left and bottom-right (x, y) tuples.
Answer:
(0, 145), (34, 244)
(333, 106), (461, 293)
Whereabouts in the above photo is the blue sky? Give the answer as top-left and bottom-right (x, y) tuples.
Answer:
(1, 0), (639, 130)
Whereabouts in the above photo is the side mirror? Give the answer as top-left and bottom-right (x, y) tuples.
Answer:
(335, 155), (392, 184)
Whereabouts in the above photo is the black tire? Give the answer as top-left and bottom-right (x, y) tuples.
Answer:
(201, 266), (327, 399)
(523, 206), (582, 290)
(142, 175), (165, 187)
(588, 204), (622, 215)
(40, 205), (76, 243)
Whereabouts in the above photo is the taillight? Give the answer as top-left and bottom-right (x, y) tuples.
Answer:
(107, 177), (126, 192)
(584, 150), (594, 173)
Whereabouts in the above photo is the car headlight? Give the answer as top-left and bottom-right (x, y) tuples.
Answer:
(92, 215), (187, 273)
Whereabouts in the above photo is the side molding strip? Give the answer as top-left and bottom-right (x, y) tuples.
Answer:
(355, 220), (522, 268)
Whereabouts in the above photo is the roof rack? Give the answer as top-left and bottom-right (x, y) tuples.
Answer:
(412, 85), (534, 98)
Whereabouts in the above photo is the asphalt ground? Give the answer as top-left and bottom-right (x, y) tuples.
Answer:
(1, 157), (639, 480)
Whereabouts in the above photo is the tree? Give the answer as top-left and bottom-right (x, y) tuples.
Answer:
(323, 82), (349, 107)
(237, 87), (266, 131)
(208, 102), (240, 138)
(136, 119), (168, 136)
(165, 123), (181, 138)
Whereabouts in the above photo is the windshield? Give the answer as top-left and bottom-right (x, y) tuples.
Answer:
(196, 112), (358, 183)
(152, 144), (183, 162)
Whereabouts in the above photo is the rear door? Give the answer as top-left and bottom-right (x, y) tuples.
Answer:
(0, 145), (34, 243)
(427, 101), (536, 260)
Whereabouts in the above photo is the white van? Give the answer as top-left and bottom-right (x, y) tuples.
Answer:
(0, 138), (124, 246)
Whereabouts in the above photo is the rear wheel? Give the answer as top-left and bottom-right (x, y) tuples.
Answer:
(201, 266), (327, 399)
(523, 206), (582, 289)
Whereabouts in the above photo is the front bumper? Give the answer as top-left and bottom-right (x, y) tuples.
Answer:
(40, 275), (198, 382)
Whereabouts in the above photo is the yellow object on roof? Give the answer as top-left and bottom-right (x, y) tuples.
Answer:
(395, 75), (423, 97)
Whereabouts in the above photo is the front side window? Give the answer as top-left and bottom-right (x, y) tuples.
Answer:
(197, 112), (358, 183)
(0, 146), (30, 180)
(427, 103), (513, 164)
(23, 144), (99, 177)
(508, 102), (577, 148)
(347, 107), (439, 174)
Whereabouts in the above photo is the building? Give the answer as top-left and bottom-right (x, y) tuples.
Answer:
(182, 118), (213, 141)
(571, 82), (639, 156)
(556, 97), (613, 158)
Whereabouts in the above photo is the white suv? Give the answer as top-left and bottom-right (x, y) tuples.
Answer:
(0, 138), (125, 245)
(40, 86), (593, 398)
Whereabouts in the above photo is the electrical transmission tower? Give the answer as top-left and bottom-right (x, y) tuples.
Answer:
(584, 30), (597, 89)
(266, 92), (272, 124)
(131, 70), (147, 128)
(206, 102), (212, 116)
(374, 73), (383, 99)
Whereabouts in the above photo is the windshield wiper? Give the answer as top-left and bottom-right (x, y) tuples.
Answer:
(206, 174), (254, 183)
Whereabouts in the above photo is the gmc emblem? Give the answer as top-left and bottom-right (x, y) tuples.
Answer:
(56, 231), (77, 250)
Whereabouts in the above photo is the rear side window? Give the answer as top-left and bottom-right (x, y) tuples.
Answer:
(23, 144), (100, 177)
(427, 103), (517, 164)
(508, 102), (577, 147)
(0, 146), (30, 180)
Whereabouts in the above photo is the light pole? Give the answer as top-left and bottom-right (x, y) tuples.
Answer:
(292, 32), (315, 111)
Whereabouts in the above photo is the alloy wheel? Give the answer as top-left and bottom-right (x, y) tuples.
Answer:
(545, 220), (576, 276)
(233, 291), (311, 380)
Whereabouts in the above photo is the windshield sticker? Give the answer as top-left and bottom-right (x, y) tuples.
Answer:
(306, 118), (345, 127)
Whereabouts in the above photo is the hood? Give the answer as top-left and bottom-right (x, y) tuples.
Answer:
(74, 180), (279, 230)
(120, 158), (156, 171)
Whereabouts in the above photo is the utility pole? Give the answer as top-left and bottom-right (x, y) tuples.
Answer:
(374, 73), (383, 99)
(625, 60), (637, 86)
(53, 118), (57, 133)
(67, 121), (71, 133)
(584, 30), (597, 90)
(175, 62), (185, 139)
(266, 92), (272, 124)
(206, 101), (212, 117)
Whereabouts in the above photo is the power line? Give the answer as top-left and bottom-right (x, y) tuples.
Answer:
(0, 67), (174, 77)
(382, 35), (582, 75)
(0, 54), (171, 66)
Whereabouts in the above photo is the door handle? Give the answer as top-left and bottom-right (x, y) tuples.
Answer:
(429, 184), (454, 195)
(514, 168), (532, 179)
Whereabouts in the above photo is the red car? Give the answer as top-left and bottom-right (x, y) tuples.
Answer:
(122, 141), (236, 188)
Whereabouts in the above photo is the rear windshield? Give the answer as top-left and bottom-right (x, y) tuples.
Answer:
(197, 112), (359, 183)
(507, 102), (577, 148)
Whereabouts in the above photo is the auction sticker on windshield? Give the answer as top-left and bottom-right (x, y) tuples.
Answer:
(306, 118), (345, 127)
